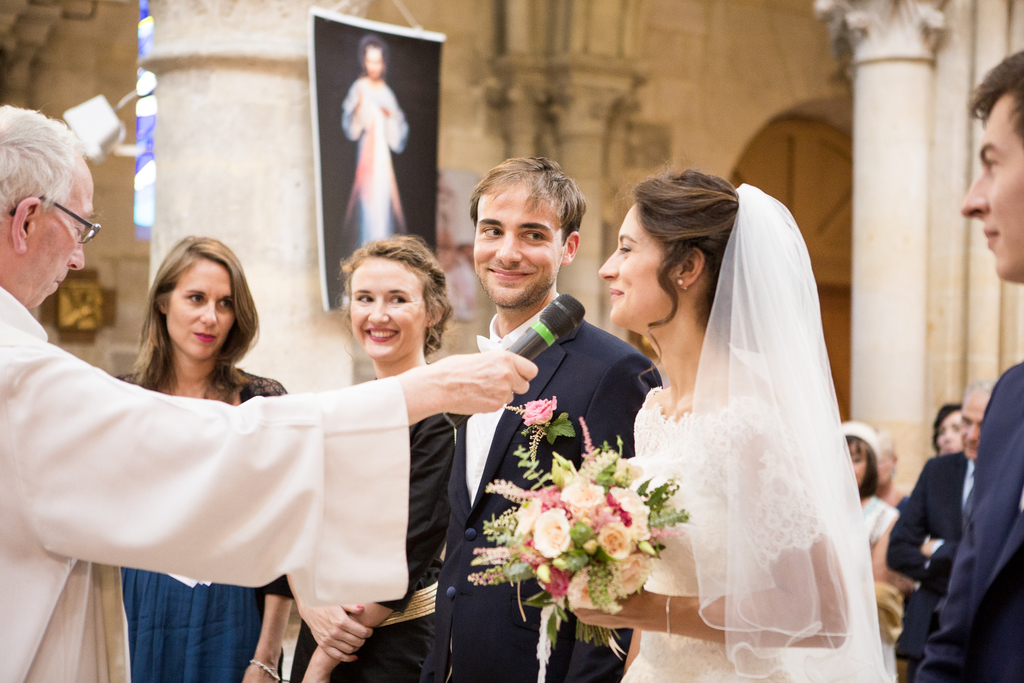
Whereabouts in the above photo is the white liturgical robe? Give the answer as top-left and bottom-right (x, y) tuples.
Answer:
(0, 285), (412, 682)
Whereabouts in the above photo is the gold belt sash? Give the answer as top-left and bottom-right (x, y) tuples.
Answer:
(379, 582), (437, 626)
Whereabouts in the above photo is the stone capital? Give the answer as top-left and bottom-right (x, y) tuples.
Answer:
(547, 56), (640, 138)
(815, 0), (945, 64)
(140, 37), (307, 76)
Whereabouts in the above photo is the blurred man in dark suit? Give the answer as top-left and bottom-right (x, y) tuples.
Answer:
(887, 381), (991, 682)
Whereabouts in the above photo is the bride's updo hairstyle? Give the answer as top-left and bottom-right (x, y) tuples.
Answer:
(632, 169), (738, 330)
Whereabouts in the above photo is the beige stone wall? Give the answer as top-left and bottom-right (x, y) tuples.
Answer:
(636, 0), (850, 176)
(29, 1), (967, 473)
(27, 2), (147, 376)
(359, 0), (850, 348)
(11, 0), (1024, 504)
(12, 0), (853, 379)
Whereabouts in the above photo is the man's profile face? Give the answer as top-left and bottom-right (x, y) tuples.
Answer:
(22, 158), (90, 308)
(962, 94), (1024, 283)
(473, 183), (578, 319)
(961, 390), (991, 461)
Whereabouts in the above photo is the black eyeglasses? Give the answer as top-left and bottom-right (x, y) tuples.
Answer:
(8, 195), (101, 244)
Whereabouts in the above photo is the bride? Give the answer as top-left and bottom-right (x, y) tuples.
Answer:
(575, 170), (888, 681)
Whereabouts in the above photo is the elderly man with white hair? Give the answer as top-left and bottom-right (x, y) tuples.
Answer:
(0, 105), (536, 683)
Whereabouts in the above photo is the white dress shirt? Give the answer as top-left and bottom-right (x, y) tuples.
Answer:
(0, 285), (412, 683)
(465, 309), (545, 502)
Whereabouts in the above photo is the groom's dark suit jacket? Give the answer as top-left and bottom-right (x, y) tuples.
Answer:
(918, 362), (1024, 682)
(886, 451), (967, 660)
(420, 320), (659, 683)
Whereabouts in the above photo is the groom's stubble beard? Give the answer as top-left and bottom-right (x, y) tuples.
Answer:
(479, 269), (558, 315)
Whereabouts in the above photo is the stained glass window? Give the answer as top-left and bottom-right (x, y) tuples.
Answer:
(134, 0), (156, 240)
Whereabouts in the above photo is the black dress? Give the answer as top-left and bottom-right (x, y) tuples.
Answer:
(290, 412), (455, 683)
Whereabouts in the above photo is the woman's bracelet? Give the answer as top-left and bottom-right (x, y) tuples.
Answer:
(665, 595), (672, 636)
(249, 659), (280, 681)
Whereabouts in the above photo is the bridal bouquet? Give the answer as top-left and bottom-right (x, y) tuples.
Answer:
(469, 397), (689, 682)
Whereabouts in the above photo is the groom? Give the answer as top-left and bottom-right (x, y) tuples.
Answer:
(420, 157), (659, 683)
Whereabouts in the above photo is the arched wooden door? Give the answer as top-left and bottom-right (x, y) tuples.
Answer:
(731, 118), (853, 419)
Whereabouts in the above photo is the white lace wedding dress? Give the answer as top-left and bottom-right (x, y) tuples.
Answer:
(623, 390), (823, 683)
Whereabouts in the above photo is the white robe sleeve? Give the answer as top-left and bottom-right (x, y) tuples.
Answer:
(5, 344), (410, 606)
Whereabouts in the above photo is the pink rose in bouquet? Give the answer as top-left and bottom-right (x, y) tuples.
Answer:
(567, 568), (596, 610)
(534, 508), (572, 558)
(596, 521), (634, 560)
(609, 487), (651, 541)
(561, 481), (606, 517)
(544, 565), (571, 600)
(613, 553), (651, 596)
(516, 499), (544, 537)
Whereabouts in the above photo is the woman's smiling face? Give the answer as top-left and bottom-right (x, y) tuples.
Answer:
(349, 257), (428, 371)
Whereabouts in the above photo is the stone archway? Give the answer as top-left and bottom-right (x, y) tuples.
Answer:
(731, 118), (853, 419)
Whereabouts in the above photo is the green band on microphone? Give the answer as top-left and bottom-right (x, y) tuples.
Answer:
(530, 320), (556, 346)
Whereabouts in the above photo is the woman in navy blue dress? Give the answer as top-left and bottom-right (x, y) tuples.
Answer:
(120, 236), (292, 683)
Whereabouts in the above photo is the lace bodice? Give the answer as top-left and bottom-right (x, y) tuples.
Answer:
(624, 390), (823, 682)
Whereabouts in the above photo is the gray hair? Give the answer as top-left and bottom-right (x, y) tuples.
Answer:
(0, 106), (84, 212)
(964, 378), (995, 405)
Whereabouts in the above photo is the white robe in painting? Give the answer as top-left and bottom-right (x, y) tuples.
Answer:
(342, 76), (408, 244)
(0, 285), (412, 683)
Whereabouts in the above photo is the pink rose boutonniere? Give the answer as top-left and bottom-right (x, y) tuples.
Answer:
(524, 397), (557, 426)
(502, 397), (576, 489)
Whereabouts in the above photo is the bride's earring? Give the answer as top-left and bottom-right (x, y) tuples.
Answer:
(678, 279), (688, 291)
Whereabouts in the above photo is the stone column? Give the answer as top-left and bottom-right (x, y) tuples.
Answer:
(817, 0), (944, 466)
(144, 0), (370, 392)
(551, 64), (635, 326)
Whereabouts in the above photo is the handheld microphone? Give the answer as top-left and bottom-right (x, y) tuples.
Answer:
(445, 294), (585, 429)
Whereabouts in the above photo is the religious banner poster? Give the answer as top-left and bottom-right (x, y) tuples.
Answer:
(309, 8), (444, 310)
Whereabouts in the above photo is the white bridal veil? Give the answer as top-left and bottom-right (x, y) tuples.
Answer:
(690, 185), (888, 680)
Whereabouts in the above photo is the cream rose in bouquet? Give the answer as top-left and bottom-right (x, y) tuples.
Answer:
(469, 397), (689, 683)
